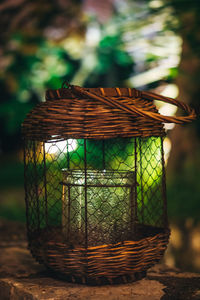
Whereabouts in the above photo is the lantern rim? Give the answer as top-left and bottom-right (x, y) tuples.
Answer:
(22, 86), (166, 141)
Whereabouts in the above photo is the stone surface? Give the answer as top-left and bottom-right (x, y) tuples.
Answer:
(0, 219), (200, 300)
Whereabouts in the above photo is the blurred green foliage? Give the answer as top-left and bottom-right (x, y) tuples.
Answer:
(0, 30), (134, 152)
(0, 35), (80, 150)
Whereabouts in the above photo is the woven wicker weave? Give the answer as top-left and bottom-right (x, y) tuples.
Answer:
(29, 226), (169, 284)
(23, 84), (195, 285)
(22, 85), (196, 141)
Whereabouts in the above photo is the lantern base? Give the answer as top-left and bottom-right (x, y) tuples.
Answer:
(28, 225), (170, 285)
(48, 268), (147, 285)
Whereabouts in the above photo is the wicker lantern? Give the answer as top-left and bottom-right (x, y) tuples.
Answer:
(22, 83), (195, 285)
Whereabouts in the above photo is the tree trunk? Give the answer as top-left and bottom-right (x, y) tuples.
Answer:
(167, 8), (200, 175)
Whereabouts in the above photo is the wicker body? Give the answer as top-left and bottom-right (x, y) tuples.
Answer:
(29, 227), (169, 284)
(22, 84), (195, 285)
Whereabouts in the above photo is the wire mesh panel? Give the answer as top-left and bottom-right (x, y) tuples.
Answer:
(24, 136), (169, 284)
(137, 137), (167, 228)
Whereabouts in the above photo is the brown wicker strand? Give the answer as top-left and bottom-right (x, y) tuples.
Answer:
(22, 88), (166, 140)
(70, 84), (196, 124)
(71, 85), (148, 119)
(141, 91), (196, 124)
(30, 229), (170, 284)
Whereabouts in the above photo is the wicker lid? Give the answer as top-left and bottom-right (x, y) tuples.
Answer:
(22, 85), (195, 141)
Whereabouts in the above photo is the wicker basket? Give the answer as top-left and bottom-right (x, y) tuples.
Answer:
(22, 83), (195, 285)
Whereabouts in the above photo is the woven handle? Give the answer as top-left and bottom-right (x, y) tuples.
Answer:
(141, 91), (196, 124)
(68, 84), (196, 124)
